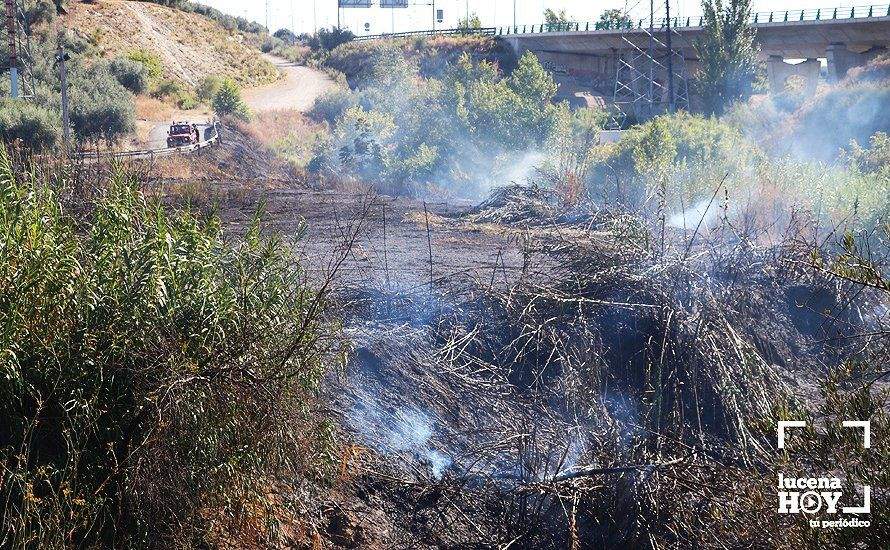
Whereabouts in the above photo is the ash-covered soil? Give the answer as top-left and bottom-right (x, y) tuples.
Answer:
(161, 172), (887, 549)
(216, 185), (537, 291)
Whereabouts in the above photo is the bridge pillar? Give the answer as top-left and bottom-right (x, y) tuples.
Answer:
(766, 56), (821, 96)
(826, 43), (887, 83)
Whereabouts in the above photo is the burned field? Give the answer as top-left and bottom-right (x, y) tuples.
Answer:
(213, 182), (888, 548)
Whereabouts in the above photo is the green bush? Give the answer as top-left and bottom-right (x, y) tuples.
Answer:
(846, 131), (890, 175)
(309, 26), (355, 52)
(309, 88), (357, 124)
(196, 75), (224, 102)
(70, 67), (136, 145)
(211, 78), (249, 120)
(314, 49), (558, 195)
(150, 78), (183, 100)
(175, 92), (199, 110)
(0, 99), (60, 151)
(447, 52), (559, 149)
(126, 49), (164, 81)
(109, 56), (150, 94)
(0, 154), (333, 547)
(587, 112), (761, 207)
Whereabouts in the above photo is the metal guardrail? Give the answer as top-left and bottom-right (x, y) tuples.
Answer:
(351, 4), (889, 41)
(74, 122), (221, 161)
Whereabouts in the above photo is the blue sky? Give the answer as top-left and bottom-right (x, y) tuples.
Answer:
(202, 0), (861, 35)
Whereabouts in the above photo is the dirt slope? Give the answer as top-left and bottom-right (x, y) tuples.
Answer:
(68, 0), (278, 88)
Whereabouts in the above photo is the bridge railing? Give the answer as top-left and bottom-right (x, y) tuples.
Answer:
(353, 26), (496, 42)
(350, 4), (889, 42)
(495, 4), (890, 35)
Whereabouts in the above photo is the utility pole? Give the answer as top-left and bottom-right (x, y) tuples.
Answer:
(665, 0), (675, 111)
(432, 0), (436, 30)
(513, 0), (517, 29)
(4, 0), (18, 98)
(57, 44), (70, 147)
(265, 0), (270, 31)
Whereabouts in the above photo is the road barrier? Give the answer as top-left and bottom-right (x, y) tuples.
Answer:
(74, 121), (221, 161)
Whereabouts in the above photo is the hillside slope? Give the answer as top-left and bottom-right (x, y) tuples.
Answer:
(68, 0), (279, 88)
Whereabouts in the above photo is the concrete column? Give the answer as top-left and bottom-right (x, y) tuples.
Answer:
(827, 43), (853, 83)
(826, 43), (886, 83)
(766, 56), (821, 95)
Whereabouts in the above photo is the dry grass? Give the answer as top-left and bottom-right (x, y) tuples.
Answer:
(236, 109), (328, 169)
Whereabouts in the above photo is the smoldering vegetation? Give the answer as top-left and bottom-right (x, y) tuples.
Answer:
(317, 181), (887, 548)
(308, 43), (561, 199)
(303, 39), (890, 549)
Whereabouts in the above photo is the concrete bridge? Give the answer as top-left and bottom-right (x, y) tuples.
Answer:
(497, 5), (890, 106)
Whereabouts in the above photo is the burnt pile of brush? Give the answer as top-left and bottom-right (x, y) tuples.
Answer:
(326, 187), (888, 548)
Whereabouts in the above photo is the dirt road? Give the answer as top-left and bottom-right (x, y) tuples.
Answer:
(243, 55), (336, 113)
(138, 56), (332, 149)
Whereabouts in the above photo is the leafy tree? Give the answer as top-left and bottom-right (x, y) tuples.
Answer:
(544, 8), (573, 31)
(309, 27), (355, 52)
(466, 52), (559, 148)
(108, 56), (150, 94)
(70, 67), (136, 145)
(597, 9), (632, 30)
(0, 99), (60, 150)
(508, 52), (558, 106)
(329, 106), (395, 180)
(212, 78), (250, 120)
(273, 28), (298, 45)
(544, 8), (571, 24)
(457, 12), (483, 31)
(694, 0), (759, 115)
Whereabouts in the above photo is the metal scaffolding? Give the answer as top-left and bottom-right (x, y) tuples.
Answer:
(610, 0), (691, 128)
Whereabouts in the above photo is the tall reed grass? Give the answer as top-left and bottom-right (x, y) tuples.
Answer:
(0, 150), (336, 548)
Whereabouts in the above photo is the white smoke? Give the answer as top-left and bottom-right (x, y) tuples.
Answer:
(667, 197), (721, 230)
(348, 396), (452, 478)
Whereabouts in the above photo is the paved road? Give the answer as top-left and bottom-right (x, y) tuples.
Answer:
(147, 122), (216, 150)
(243, 54), (336, 113)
